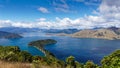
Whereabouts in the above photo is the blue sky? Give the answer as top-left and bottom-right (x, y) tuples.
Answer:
(0, 0), (120, 29)
(0, 0), (101, 21)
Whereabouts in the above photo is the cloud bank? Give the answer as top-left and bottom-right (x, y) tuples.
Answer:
(0, 0), (120, 29)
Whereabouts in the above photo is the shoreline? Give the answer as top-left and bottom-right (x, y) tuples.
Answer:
(28, 39), (57, 58)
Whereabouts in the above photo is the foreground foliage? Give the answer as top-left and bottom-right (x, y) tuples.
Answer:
(0, 46), (32, 62)
(0, 45), (120, 68)
(101, 50), (120, 68)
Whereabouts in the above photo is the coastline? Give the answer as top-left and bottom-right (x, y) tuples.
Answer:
(28, 39), (57, 57)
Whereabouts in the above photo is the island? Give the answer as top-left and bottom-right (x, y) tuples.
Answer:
(0, 31), (22, 39)
(28, 39), (66, 68)
(28, 39), (57, 56)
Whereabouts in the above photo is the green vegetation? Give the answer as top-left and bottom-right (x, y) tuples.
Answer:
(101, 50), (120, 68)
(29, 39), (57, 47)
(28, 39), (57, 57)
(0, 39), (120, 68)
(64, 50), (120, 68)
(0, 46), (32, 62)
(28, 39), (65, 68)
(28, 39), (120, 68)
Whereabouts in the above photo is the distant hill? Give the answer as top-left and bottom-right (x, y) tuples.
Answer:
(0, 27), (40, 33)
(0, 27), (79, 34)
(42, 29), (80, 34)
(0, 27), (120, 40)
(107, 27), (120, 35)
(69, 28), (120, 40)
(0, 31), (22, 39)
(53, 27), (120, 40)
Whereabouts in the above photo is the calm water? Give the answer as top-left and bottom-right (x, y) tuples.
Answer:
(0, 32), (120, 64)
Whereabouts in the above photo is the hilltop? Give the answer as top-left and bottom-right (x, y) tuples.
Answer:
(56, 27), (120, 40)
(0, 31), (22, 39)
(69, 29), (120, 40)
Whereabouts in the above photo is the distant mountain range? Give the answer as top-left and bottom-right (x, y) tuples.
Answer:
(69, 29), (119, 40)
(41, 29), (79, 34)
(0, 27), (120, 40)
(0, 27), (80, 34)
(0, 31), (22, 39)
(66, 27), (120, 40)
(107, 27), (120, 35)
(0, 27), (40, 33)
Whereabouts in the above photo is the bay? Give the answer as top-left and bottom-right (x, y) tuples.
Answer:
(0, 32), (120, 64)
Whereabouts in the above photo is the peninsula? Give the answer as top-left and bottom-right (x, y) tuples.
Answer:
(28, 39), (57, 56)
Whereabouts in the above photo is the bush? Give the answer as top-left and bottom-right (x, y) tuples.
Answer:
(0, 46), (33, 62)
(101, 50), (120, 68)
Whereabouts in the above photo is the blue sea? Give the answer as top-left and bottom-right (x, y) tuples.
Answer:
(0, 32), (120, 64)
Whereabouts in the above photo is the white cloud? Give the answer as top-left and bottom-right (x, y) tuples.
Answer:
(99, 0), (120, 20)
(55, 7), (69, 12)
(36, 18), (46, 21)
(53, 0), (69, 12)
(0, 0), (120, 29)
(38, 7), (49, 13)
(97, 0), (120, 27)
(0, 20), (12, 27)
(0, 20), (33, 28)
(75, 0), (101, 6)
(12, 22), (33, 28)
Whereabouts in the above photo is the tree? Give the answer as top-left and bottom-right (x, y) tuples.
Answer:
(101, 50), (120, 68)
(84, 60), (97, 68)
(75, 61), (84, 68)
(18, 51), (32, 62)
(66, 56), (76, 68)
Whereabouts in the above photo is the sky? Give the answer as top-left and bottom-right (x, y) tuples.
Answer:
(0, 0), (120, 29)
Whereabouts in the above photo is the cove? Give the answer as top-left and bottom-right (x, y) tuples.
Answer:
(0, 32), (120, 64)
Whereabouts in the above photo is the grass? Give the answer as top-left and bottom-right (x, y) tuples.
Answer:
(0, 61), (59, 68)
(0, 61), (32, 68)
